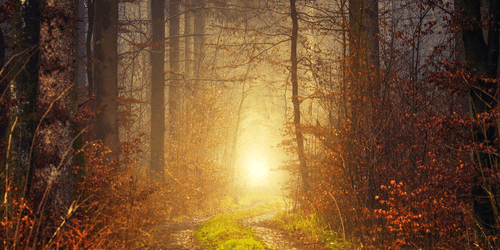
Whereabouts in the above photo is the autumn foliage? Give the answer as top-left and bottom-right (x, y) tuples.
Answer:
(277, 0), (499, 249)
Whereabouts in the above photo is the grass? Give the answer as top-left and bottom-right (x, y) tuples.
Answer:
(272, 210), (353, 249)
(195, 193), (285, 250)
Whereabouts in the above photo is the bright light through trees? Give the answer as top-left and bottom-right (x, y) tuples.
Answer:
(245, 150), (269, 186)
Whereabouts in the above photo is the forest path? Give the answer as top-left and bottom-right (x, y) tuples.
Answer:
(149, 196), (325, 249)
(241, 210), (328, 250)
(148, 198), (272, 249)
(150, 213), (210, 249)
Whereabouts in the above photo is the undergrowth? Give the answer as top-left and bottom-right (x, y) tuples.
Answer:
(195, 194), (285, 250)
(272, 210), (353, 249)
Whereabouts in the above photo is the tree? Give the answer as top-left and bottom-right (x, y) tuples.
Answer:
(86, 0), (95, 97)
(460, 0), (500, 241)
(193, 0), (204, 93)
(169, 0), (180, 158)
(8, 0), (39, 196)
(289, 0), (309, 193)
(150, 0), (166, 181)
(94, 0), (119, 159)
(5, 0), (77, 246)
(347, 0), (379, 208)
(31, 0), (77, 236)
(185, 0), (193, 92)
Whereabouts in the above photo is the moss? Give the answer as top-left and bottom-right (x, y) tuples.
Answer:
(195, 198), (285, 250)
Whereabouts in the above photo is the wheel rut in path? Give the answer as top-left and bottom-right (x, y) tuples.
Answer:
(241, 210), (328, 250)
(150, 214), (211, 250)
(150, 199), (325, 249)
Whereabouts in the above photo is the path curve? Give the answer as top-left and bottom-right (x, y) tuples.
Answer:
(149, 198), (326, 249)
(150, 214), (211, 249)
(241, 210), (328, 250)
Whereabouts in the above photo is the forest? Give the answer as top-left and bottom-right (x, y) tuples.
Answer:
(0, 0), (499, 249)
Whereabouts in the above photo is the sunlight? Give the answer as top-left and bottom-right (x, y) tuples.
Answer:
(244, 150), (269, 186)
(249, 157), (268, 180)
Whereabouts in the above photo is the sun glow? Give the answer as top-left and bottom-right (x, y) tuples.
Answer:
(245, 150), (269, 186)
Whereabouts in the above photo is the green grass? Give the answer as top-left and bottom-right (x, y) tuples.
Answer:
(195, 194), (285, 250)
(272, 210), (353, 249)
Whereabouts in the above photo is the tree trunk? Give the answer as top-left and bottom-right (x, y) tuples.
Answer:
(349, 0), (379, 68)
(0, 28), (6, 141)
(348, 0), (379, 209)
(94, 0), (119, 159)
(169, 0), (180, 147)
(86, 0), (95, 98)
(170, 0), (184, 215)
(8, 2), (40, 247)
(461, 0), (500, 242)
(185, 0), (193, 94)
(150, 0), (166, 181)
(290, 0), (309, 193)
(29, 0), (76, 242)
(193, 0), (204, 95)
(9, 0), (40, 202)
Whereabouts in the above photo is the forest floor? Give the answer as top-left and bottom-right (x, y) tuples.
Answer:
(149, 196), (328, 250)
(241, 210), (328, 250)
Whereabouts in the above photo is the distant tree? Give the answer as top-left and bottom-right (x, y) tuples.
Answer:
(193, 0), (205, 93)
(150, 0), (165, 181)
(347, 0), (379, 208)
(168, 0), (180, 156)
(289, 0), (309, 193)
(185, 0), (193, 92)
(94, 0), (119, 159)
(86, 0), (95, 97)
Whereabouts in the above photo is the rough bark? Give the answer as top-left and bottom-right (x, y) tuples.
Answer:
(9, 0), (40, 198)
(30, 0), (77, 239)
(94, 0), (119, 159)
(150, 0), (166, 181)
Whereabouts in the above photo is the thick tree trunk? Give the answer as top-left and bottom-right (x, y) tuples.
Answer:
(94, 0), (119, 159)
(150, 0), (165, 181)
(290, 0), (309, 193)
(461, 0), (500, 242)
(8, 1), (40, 247)
(30, 0), (76, 241)
(9, 0), (40, 200)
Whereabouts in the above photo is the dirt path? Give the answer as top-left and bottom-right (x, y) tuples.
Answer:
(150, 214), (211, 250)
(149, 199), (326, 249)
(241, 210), (328, 250)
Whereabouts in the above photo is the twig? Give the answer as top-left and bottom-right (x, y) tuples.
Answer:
(328, 192), (346, 241)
